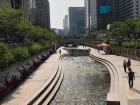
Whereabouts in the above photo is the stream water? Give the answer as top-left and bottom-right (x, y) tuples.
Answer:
(50, 56), (110, 105)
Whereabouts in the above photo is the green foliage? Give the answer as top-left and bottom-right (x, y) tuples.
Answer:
(13, 47), (30, 61)
(15, 19), (32, 38)
(110, 22), (127, 38)
(42, 43), (52, 49)
(109, 18), (140, 40)
(0, 43), (14, 66)
(122, 41), (136, 48)
(29, 43), (43, 55)
(0, 8), (59, 67)
(124, 19), (137, 35)
(0, 8), (59, 44)
(0, 8), (23, 38)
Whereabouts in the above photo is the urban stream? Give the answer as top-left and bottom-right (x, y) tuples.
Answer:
(50, 56), (110, 105)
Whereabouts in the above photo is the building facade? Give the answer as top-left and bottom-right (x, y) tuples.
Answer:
(69, 7), (85, 38)
(85, 0), (140, 33)
(63, 15), (69, 37)
(36, 0), (50, 29)
(118, 0), (140, 21)
(85, 0), (113, 32)
(2, 0), (50, 29)
(0, 0), (11, 7)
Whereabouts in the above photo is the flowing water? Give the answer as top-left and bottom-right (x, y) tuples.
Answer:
(50, 56), (110, 105)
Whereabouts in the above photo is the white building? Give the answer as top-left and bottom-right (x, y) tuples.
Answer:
(63, 15), (69, 37)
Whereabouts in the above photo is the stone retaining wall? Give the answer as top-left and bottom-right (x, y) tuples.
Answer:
(0, 45), (61, 99)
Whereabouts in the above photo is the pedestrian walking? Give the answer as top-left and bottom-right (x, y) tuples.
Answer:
(128, 68), (135, 89)
(88, 48), (91, 54)
(97, 47), (100, 53)
(127, 58), (131, 68)
(123, 60), (127, 73)
(59, 49), (61, 55)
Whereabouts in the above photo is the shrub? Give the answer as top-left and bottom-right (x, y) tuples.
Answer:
(29, 43), (43, 55)
(122, 41), (135, 48)
(13, 47), (30, 61)
(24, 40), (34, 48)
(42, 43), (52, 50)
(0, 43), (14, 66)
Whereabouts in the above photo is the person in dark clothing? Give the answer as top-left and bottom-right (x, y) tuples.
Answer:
(127, 58), (131, 68)
(123, 60), (127, 73)
(59, 50), (61, 55)
(128, 68), (135, 89)
(97, 47), (100, 53)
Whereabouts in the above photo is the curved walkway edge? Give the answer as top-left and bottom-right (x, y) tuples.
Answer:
(88, 47), (140, 105)
(1, 47), (66, 105)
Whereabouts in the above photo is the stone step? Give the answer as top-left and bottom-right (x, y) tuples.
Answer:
(42, 59), (64, 105)
(90, 55), (120, 105)
(24, 59), (60, 105)
(24, 54), (65, 105)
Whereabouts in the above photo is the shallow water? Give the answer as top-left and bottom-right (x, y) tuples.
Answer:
(50, 56), (110, 105)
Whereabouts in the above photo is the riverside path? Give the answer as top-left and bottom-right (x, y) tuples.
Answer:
(1, 46), (140, 105)
(0, 48), (65, 105)
(88, 47), (140, 105)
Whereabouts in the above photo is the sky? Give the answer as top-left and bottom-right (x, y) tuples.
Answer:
(49, 0), (84, 29)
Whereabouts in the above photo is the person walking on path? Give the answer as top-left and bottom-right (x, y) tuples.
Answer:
(127, 58), (131, 68)
(97, 47), (100, 53)
(59, 49), (61, 55)
(123, 60), (127, 73)
(128, 68), (135, 89)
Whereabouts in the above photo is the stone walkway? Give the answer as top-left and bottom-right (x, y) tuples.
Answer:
(89, 47), (140, 105)
(1, 46), (140, 105)
(0, 48), (63, 105)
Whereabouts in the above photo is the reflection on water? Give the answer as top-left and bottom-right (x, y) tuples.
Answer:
(50, 56), (110, 105)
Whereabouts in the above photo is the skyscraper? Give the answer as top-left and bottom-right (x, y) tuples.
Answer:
(0, 0), (11, 7)
(85, 0), (90, 33)
(63, 15), (69, 37)
(85, 0), (113, 32)
(118, 0), (140, 21)
(69, 7), (85, 38)
(36, 0), (50, 29)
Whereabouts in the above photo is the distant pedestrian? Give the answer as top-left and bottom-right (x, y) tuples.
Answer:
(88, 48), (91, 54)
(59, 50), (61, 55)
(123, 60), (127, 73)
(128, 68), (135, 89)
(127, 58), (131, 68)
(97, 47), (100, 53)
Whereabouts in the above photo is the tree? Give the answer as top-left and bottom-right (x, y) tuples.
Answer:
(124, 19), (137, 40)
(0, 43), (14, 66)
(136, 18), (140, 38)
(0, 8), (23, 43)
(110, 22), (127, 40)
(15, 19), (32, 42)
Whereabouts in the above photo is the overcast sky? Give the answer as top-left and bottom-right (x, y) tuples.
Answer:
(49, 0), (84, 29)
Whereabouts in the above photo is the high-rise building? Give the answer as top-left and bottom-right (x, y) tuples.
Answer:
(0, 0), (11, 7)
(85, 0), (113, 32)
(11, 0), (22, 9)
(36, 0), (50, 29)
(2, 0), (50, 29)
(63, 15), (69, 37)
(118, 0), (140, 21)
(69, 7), (85, 38)
(85, 0), (90, 33)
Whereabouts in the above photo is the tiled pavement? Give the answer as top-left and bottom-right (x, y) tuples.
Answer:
(1, 46), (140, 105)
(89, 47), (140, 105)
(0, 48), (63, 105)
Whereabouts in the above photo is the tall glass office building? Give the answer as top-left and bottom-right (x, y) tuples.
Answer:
(85, 0), (114, 32)
(119, 0), (140, 21)
(69, 7), (85, 38)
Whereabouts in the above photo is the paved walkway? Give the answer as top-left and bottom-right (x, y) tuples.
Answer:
(1, 46), (140, 105)
(0, 48), (63, 105)
(89, 47), (140, 105)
